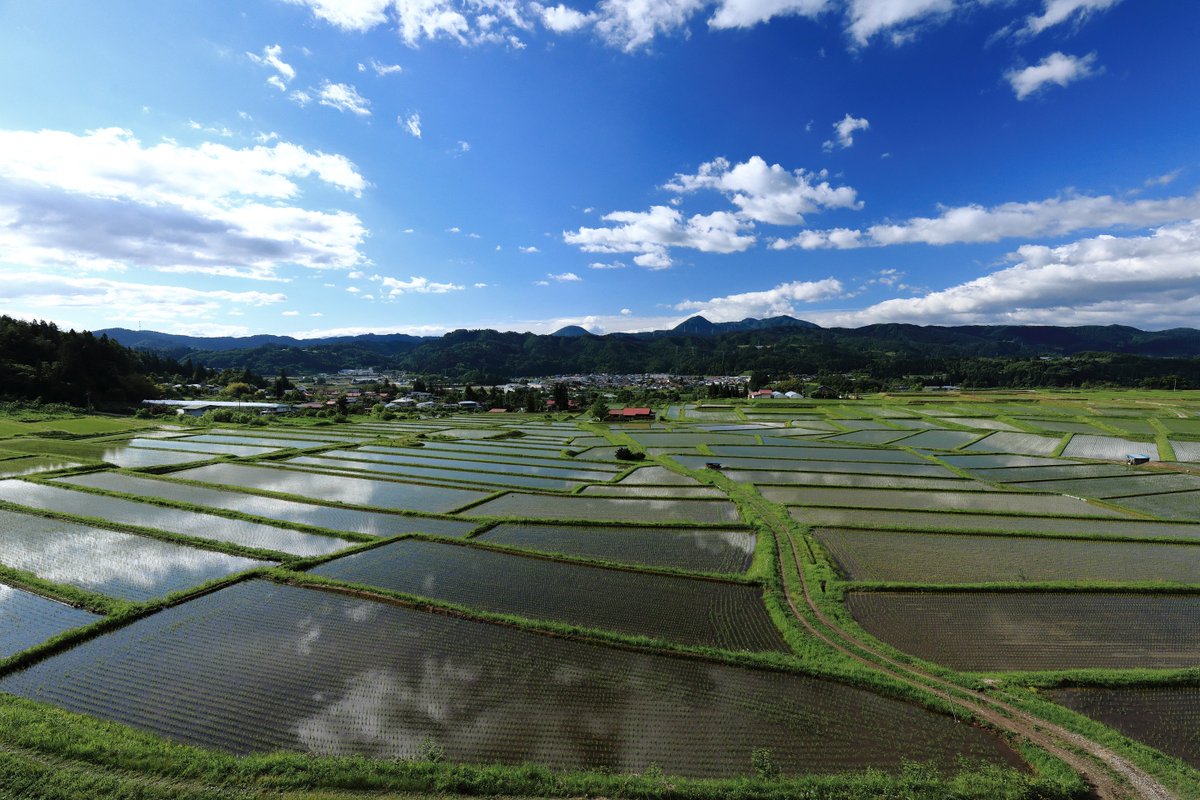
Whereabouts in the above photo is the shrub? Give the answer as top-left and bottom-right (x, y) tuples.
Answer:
(615, 446), (645, 461)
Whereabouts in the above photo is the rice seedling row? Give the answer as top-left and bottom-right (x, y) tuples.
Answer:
(847, 591), (1200, 671)
(58, 471), (476, 538)
(461, 493), (741, 524)
(364, 443), (622, 472)
(312, 539), (783, 651)
(891, 430), (984, 450)
(0, 480), (352, 558)
(963, 464), (1137, 483)
(0, 582), (101, 658)
(1049, 686), (1200, 769)
(478, 523), (755, 573)
(816, 527), (1200, 584)
(824, 431), (915, 445)
(1013, 419), (1108, 435)
(578, 485), (727, 498)
(617, 466), (700, 485)
(1062, 435), (1158, 461)
(0, 579), (1021, 776)
(938, 453), (1076, 469)
(0, 507), (266, 602)
(674, 454), (957, 477)
(170, 463), (489, 514)
(942, 418), (1020, 431)
(1170, 440), (1200, 461)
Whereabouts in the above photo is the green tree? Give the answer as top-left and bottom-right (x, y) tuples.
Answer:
(588, 398), (610, 420)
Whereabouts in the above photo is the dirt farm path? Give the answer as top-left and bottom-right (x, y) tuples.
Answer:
(746, 492), (1176, 800)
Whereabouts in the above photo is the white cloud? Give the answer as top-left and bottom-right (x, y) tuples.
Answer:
(0, 127), (367, 280)
(533, 279), (550, 286)
(565, 205), (755, 269)
(290, 90), (313, 107)
(815, 219), (1200, 328)
(282, 310), (301, 316)
(369, 58), (404, 75)
(473, 282), (488, 288)
(447, 226), (461, 233)
(401, 112), (422, 138)
(1021, 0), (1122, 37)
(282, 0), (392, 31)
(316, 82), (372, 115)
(377, 275), (465, 295)
(519, 245), (540, 253)
(547, 271), (581, 281)
(845, 0), (957, 45)
(774, 190), (1200, 250)
(588, 260), (627, 269)
(824, 113), (869, 151)
(457, 140), (471, 153)
(247, 44), (296, 89)
(675, 278), (846, 321)
(594, 0), (708, 51)
(0, 272), (285, 326)
(1007, 51), (1098, 100)
(708, 0), (828, 30)
(619, 307), (632, 315)
(663, 155), (861, 225)
(535, 3), (593, 31)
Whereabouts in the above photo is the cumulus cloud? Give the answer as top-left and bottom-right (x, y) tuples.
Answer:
(708, 0), (829, 29)
(664, 155), (860, 225)
(845, 0), (958, 45)
(247, 44), (295, 90)
(282, 0), (393, 31)
(1007, 51), (1098, 100)
(535, 2), (593, 31)
(547, 271), (581, 281)
(401, 112), (422, 138)
(823, 113), (869, 151)
(774, 190), (1200, 250)
(588, 260), (627, 269)
(593, 0), (708, 51)
(0, 272), (285, 326)
(814, 220), (1200, 328)
(376, 275), (464, 296)
(0, 127), (367, 280)
(316, 82), (372, 115)
(518, 245), (540, 253)
(1020, 0), (1122, 37)
(565, 205), (754, 269)
(675, 278), (846, 321)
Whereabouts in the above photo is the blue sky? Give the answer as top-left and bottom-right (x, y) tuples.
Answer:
(1, 0), (1197, 337)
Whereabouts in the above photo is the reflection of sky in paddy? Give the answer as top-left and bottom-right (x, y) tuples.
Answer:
(0, 457), (80, 477)
(0, 508), (265, 601)
(101, 447), (211, 468)
(0, 581), (1021, 776)
(0, 582), (100, 658)
(170, 463), (487, 513)
(59, 472), (475, 538)
(0, 480), (350, 557)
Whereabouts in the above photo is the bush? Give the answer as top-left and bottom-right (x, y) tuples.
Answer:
(615, 446), (645, 461)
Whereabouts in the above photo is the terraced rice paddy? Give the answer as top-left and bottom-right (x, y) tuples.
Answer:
(891, 429), (984, 450)
(313, 539), (782, 650)
(462, 493), (741, 524)
(1062, 435), (1158, 461)
(755, 473), (986, 492)
(322, 448), (615, 481)
(776, 486), (1123, 516)
(124, 438), (279, 457)
(179, 433), (335, 449)
(0, 480), (351, 557)
(0, 580), (1021, 776)
(0, 456), (80, 478)
(1050, 686), (1200, 769)
(100, 446), (215, 468)
(285, 454), (581, 491)
(0, 508), (266, 601)
(1009, 473), (1200, 498)
(963, 432), (1062, 456)
(478, 523), (755, 573)
(617, 466), (700, 485)
(1171, 440), (1200, 461)
(57, 472), (475, 538)
(712, 444), (929, 463)
(579, 485), (726, 498)
(796, 507), (1200, 540)
(0, 583), (101, 658)
(816, 528), (1200, 584)
(847, 591), (1200, 671)
(1113, 491), (1200, 520)
(684, 456), (957, 477)
(169, 463), (488, 513)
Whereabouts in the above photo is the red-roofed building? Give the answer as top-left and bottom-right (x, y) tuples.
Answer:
(605, 407), (653, 420)
(748, 389), (773, 399)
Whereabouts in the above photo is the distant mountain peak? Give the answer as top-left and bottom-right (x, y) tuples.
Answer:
(669, 315), (820, 336)
(549, 325), (593, 337)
